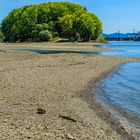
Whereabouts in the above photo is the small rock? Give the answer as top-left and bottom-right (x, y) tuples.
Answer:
(27, 136), (32, 139)
(37, 108), (46, 114)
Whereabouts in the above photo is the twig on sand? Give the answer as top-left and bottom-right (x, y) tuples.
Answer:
(59, 115), (77, 122)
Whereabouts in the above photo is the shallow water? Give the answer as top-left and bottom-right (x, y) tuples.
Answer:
(10, 41), (140, 59)
(94, 62), (140, 125)
(30, 49), (99, 55)
(10, 48), (100, 55)
(29, 41), (140, 59)
(100, 41), (140, 58)
(96, 41), (140, 128)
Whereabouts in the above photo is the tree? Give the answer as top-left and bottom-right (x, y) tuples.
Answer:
(77, 14), (96, 41)
(59, 13), (98, 41)
(0, 30), (4, 42)
(96, 35), (107, 43)
(59, 14), (74, 39)
(90, 14), (102, 40)
(38, 30), (52, 41)
(1, 2), (102, 42)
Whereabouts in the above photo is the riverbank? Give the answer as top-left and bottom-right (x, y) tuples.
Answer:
(0, 43), (139, 140)
(0, 42), (114, 52)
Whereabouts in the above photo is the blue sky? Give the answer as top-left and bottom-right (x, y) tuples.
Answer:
(0, 0), (140, 33)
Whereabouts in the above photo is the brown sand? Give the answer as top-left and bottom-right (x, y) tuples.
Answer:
(0, 43), (139, 140)
(0, 42), (115, 52)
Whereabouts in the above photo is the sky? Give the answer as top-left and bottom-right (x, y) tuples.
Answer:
(0, 0), (140, 33)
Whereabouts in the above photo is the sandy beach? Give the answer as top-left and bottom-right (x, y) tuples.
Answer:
(0, 43), (139, 140)
(0, 42), (114, 52)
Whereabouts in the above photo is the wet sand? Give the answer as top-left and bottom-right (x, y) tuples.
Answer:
(0, 43), (139, 140)
(0, 42), (114, 52)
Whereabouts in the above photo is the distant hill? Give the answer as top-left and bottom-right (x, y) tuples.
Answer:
(102, 33), (140, 41)
(103, 33), (135, 39)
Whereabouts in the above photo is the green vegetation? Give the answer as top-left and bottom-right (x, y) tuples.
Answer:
(96, 35), (107, 43)
(38, 30), (52, 41)
(1, 2), (102, 42)
(0, 30), (4, 42)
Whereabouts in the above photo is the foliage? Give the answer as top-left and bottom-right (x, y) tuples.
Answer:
(51, 37), (61, 41)
(0, 30), (4, 42)
(96, 35), (107, 43)
(90, 14), (102, 40)
(38, 30), (52, 41)
(1, 2), (102, 42)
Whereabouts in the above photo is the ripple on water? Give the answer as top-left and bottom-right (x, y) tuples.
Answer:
(100, 41), (140, 58)
(94, 63), (140, 124)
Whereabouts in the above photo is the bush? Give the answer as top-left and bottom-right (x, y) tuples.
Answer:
(52, 37), (61, 41)
(38, 30), (52, 42)
(0, 31), (4, 42)
(96, 36), (107, 43)
(52, 32), (59, 38)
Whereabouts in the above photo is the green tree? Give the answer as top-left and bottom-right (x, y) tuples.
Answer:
(96, 35), (107, 43)
(0, 30), (4, 42)
(59, 13), (97, 41)
(90, 14), (102, 40)
(1, 2), (102, 42)
(59, 14), (74, 39)
(77, 14), (96, 41)
(38, 30), (52, 41)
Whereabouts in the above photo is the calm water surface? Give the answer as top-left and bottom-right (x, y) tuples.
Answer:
(95, 41), (140, 126)
(94, 62), (140, 124)
(100, 41), (140, 58)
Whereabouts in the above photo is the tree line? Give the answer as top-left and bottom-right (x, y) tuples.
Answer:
(1, 2), (102, 42)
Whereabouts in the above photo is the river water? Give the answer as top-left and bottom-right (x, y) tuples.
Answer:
(94, 41), (140, 139)
(100, 41), (140, 58)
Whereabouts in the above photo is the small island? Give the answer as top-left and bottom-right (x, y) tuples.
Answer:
(1, 2), (102, 42)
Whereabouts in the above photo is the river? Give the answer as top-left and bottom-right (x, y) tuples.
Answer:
(94, 41), (140, 139)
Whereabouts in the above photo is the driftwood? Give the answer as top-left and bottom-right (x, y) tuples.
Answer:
(59, 115), (77, 122)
